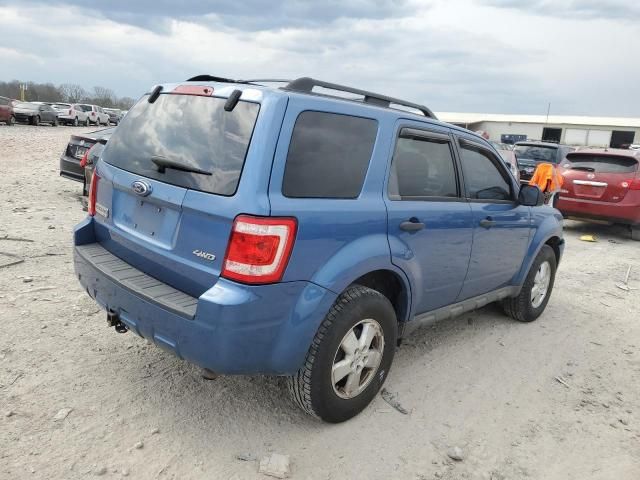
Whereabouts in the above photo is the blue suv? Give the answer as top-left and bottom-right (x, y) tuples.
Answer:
(73, 76), (564, 422)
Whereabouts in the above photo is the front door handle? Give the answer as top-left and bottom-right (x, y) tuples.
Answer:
(400, 219), (426, 232)
(479, 217), (496, 228)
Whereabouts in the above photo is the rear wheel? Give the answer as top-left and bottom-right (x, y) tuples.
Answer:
(73, 117), (78, 127)
(503, 245), (556, 322)
(52, 117), (58, 127)
(288, 285), (397, 423)
(32, 115), (40, 126)
(85, 117), (90, 127)
(7, 115), (14, 126)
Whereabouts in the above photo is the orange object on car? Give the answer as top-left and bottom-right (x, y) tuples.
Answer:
(529, 162), (563, 193)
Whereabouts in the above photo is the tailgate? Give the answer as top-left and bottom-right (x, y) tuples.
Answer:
(561, 153), (639, 203)
(90, 87), (265, 297)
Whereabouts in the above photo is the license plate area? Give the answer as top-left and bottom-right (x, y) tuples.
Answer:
(112, 192), (181, 248)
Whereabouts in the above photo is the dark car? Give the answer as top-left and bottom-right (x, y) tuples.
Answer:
(514, 141), (574, 183)
(81, 130), (113, 196)
(0, 96), (15, 125)
(103, 108), (122, 125)
(13, 102), (59, 126)
(59, 128), (115, 184)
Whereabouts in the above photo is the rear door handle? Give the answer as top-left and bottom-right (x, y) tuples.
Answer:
(479, 217), (496, 228)
(400, 219), (426, 232)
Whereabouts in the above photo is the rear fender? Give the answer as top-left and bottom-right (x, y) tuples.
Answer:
(309, 234), (412, 322)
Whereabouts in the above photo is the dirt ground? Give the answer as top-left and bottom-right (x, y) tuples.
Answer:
(1, 125), (639, 480)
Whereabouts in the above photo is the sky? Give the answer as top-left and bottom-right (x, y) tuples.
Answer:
(0, 0), (639, 116)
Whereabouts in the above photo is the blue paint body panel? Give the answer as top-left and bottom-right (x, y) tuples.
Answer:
(73, 80), (563, 375)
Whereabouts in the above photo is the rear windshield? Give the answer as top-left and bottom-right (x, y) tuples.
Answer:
(514, 145), (558, 163)
(564, 154), (638, 174)
(101, 93), (259, 196)
(78, 105), (93, 112)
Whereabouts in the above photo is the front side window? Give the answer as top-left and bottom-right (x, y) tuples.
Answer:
(389, 132), (458, 199)
(460, 143), (512, 201)
(282, 111), (378, 198)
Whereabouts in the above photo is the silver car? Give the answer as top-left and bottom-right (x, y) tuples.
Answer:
(78, 104), (110, 126)
(51, 103), (90, 126)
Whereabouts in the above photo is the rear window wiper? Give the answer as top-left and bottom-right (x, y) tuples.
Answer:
(151, 155), (212, 176)
(570, 166), (596, 172)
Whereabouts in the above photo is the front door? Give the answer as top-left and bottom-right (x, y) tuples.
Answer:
(455, 136), (532, 300)
(385, 123), (473, 314)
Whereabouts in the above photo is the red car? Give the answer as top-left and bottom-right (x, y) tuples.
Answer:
(0, 96), (15, 125)
(557, 149), (640, 240)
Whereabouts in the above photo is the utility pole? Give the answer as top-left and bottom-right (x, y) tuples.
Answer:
(20, 83), (28, 101)
(545, 102), (551, 123)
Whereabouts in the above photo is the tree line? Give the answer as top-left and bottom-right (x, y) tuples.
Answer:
(0, 80), (135, 110)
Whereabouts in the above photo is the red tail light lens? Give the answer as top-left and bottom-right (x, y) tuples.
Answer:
(622, 178), (640, 190)
(222, 215), (297, 284)
(80, 150), (89, 168)
(68, 109), (72, 115)
(87, 172), (100, 216)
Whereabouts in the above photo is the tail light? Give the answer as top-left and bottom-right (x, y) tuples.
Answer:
(80, 149), (89, 167)
(222, 215), (297, 284)
(87, 172), (100, 216)
(68, 109), (72, 115)
(622, 179), (640, 190)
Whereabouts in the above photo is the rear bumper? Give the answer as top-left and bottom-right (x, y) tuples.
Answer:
(73, 218), (337, 375)
(557, 195), (640, 225)
(60, 154), (84, 182)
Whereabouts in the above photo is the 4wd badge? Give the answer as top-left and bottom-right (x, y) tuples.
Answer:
(192, 249), (215, 261)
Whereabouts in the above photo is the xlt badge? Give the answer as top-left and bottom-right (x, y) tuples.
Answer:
(193, 249), (216, 261)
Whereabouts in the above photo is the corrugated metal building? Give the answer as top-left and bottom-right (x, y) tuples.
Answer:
(437, 112), (640, 148)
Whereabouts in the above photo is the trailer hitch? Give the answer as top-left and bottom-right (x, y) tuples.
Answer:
(107, 310), (129, 333)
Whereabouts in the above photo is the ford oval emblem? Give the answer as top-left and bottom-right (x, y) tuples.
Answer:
(131, 180), (152, 196)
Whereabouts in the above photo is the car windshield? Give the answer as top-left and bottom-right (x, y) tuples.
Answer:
(514, 145), (558, 163)
(101, 93), (260, 196)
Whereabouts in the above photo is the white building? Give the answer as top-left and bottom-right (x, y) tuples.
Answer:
(437, 112), (640, 148)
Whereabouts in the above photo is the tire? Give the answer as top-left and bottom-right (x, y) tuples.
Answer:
(7, 115), (14, 126)
(631, 225), (640, 241)
(288, 285), (397, 423)
(32, 115), (40, 126)
(73, 117), (78, 127)
(503, 245), (557, 322)
(85, 118), (90, 127)
(52, 117), (58, 127)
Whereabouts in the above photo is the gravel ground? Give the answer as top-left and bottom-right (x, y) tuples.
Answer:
(1, 125), (639, 480)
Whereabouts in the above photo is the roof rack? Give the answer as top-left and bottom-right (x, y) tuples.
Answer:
(282, 77), (437, 119)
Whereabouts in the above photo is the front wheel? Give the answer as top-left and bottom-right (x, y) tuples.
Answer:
(7, 115), (15, 126)
(32, 115), (40, 126)
(288, 285), (397, 423)
(631, 225), (640, 241)
(503, 245), (557, 322)
(52, 117), (58, 127)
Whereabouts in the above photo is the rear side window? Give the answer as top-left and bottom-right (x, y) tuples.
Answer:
(282, 111), (377, 198)
(460, 143), (512, 201)
(101, 94), (259, 196)
(564, 154), (638, 174)
(389, 132), (458, 199)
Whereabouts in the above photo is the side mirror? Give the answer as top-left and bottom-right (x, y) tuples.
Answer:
(518, 184), (544, 206)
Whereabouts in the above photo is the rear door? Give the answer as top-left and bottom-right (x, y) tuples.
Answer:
(561, 153), (639, 203)
(385, 123), (473, 313)
(93, 87), (275, 297)
(455, 135), (532, 299)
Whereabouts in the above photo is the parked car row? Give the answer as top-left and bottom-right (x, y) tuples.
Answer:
(0, 96), (125, 126)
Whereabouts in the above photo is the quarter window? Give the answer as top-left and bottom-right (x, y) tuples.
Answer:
(282, 111), (378, 198)
(460, 144), (512, 201)
(389, 133), (458, 199)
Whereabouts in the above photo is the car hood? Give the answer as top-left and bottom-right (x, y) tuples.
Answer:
(13, 107), (36, 114)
